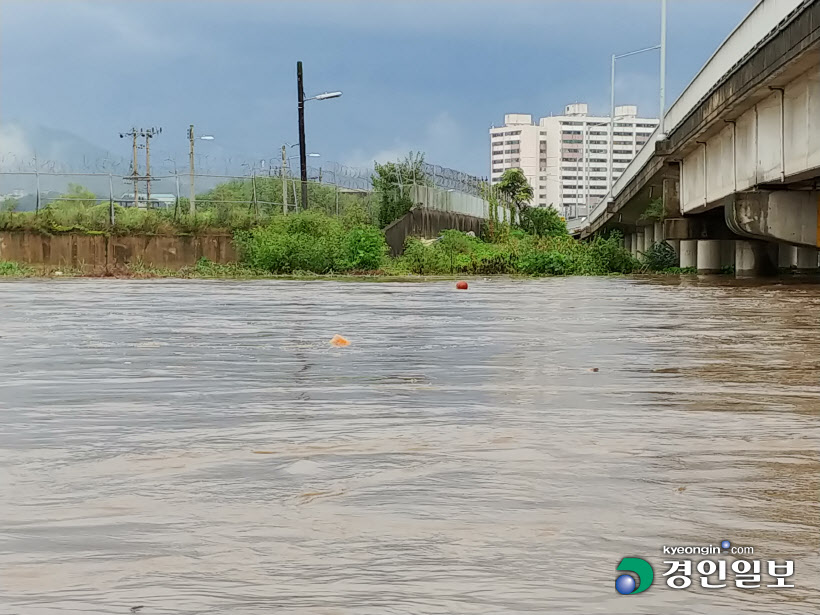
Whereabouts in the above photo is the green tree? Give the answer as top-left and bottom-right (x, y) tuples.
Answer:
(517, 205), (568, 237)
(496, 168), (533, 224)
(373, 152), (426, 228)
(51, 184), (98, 208)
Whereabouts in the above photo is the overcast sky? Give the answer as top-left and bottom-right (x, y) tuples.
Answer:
(0, 0), (756, 176)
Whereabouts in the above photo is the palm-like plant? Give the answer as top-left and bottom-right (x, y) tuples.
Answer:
(496, 168), (533, 224)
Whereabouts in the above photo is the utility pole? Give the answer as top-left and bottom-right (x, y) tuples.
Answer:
(142, 128), (162, 206)
(119, 128), (140, 208)
(281, 144), (288, 215)
(297, 60), (308, 211)
(188, 125), (196, 215)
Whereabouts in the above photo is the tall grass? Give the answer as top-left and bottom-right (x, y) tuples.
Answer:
(236, 211), (388, 274)
(392, 229), (638, 276)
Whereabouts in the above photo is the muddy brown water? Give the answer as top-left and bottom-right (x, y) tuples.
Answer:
(0, 277), (818, 614)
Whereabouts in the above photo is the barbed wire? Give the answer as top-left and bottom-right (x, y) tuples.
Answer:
(0, 154), (489, 200)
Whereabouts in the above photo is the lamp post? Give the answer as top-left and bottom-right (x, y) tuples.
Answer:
(187, 125), (214, 215)
(296, 60), (341, 211)
(659, 0), (668, 138)
(287, 151), (320, 213)
(608, 0), (667, 195)
(608, 45), (661, 195)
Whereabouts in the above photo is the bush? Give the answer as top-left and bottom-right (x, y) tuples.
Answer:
(0, 261), (31, 276)
(394, 228), (637, 277)
(519, 250), (571, 275)
(642, 240), (679, 270)
(378, 194), (414, 228)
(343, 226), (387, 270)
(237, 211), (386, 274)
(517, 206), (568, 237)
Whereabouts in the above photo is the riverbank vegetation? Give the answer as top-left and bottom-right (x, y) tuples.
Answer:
(0, 179), (378, 235)
(0, 154), (689, 279)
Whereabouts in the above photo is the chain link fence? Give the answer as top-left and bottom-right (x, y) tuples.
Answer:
(0, 155), (491, 226)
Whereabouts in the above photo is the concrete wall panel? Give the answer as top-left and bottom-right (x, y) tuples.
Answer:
(681, 146), (706, 214)
(756, 91), (782, 183)
(807, 70), (820, 171)
(0, 232), (237, 271)
(735, 107), (758, 189)
(784, 75), (810, 175)
(706, 123), (735, 203)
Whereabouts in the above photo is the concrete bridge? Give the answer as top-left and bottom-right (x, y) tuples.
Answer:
(572, 0), (820, 276)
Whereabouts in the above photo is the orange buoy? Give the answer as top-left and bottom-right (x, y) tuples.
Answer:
(456, 281), (468, 290)
(330, 334), (350, 347)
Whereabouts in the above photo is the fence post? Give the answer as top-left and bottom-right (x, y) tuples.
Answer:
(173, 172), (181, 220)
(108, 173), (115, 226)
(34, 157), (41, 217)
(334, 173), (339, 217)
(251, 172), (258, 220)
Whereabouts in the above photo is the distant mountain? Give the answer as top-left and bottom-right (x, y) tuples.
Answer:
(0, 122), (120, 171)
(0, 123), (133, 204)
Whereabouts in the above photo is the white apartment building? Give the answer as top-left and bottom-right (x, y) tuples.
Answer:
(489, 103), (659, 217)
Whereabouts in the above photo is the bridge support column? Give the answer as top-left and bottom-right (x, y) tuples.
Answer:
(697, 240), (722, 273)
(721, 240), (735, 270)
(624, 233), (633, 255)
(735, 240), (777, 277)
(795, 247), (818, 273)
(654, 222), (663, 244)
(663, 177), (681, 218)
(679, 239), (697, 269)
(644, 225), (655, 248)
(667, 239), (680, 258)
(636, 231), (645, 257)
(778, 244), (797, 270)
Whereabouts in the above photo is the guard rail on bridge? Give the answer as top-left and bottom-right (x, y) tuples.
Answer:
(580, 0), (808, 233)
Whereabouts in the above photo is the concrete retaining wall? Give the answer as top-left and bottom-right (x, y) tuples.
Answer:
(383, 208), (484, 256)
(0, 232), (237, 271)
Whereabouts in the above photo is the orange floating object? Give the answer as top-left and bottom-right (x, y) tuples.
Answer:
(456, 281), (468, 290)
(330, 334), (350, 347)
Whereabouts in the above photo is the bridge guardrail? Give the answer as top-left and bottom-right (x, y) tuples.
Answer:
(580, 0), (806, 234)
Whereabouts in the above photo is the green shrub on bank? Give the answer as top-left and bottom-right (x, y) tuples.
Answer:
(517, 206), (569, 238)
(236, 211), (387, 274)
(641, 240), (679, 270)
(394, 228), (638, 276)
(0, 261), (32, 276)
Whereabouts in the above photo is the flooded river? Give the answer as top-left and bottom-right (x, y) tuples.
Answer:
(0, 277), (818, 614)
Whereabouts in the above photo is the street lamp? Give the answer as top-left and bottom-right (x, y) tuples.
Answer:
(608, 0), (667, 195)
(297, 60), (342, 211)
(187, 125), (215, 215)
(582, 115), (630, 218)
(609, 45), (660, 195)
